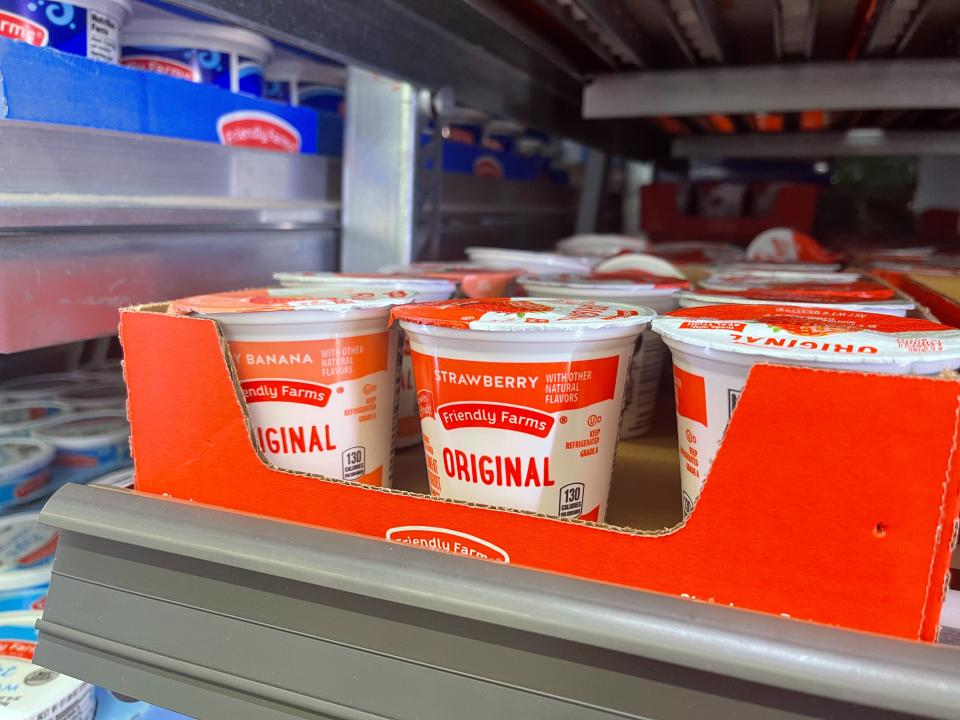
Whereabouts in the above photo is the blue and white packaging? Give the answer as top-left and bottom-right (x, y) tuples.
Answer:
(34, 410), (130, 485)
(0, 439), (55, 509)
(0, 0), (130, 62)
(0, 513), (55, 614)
(0, 611), (95, 719)
(0, 401), (73, 437)
(121, 18), (272, 96)
(95, 687), (150, 720)
(264, 56), (344, 114)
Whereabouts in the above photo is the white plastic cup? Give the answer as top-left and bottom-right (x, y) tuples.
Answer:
(0, 401), (72, 437)
(264, 57), (345, 113)
(33, 409), (130, 476)
(270, 274), (457, 448)
(0, 0), (131, 63)
(0, 511), (58, 613)
(517, 273), (689, 438)
(0, 438), (55, 510)
(654, 304), (960, 516)
(173, 288), (417, 487)
(379, 262), (522, 299)
(393, 298), (655, 521)
(121, 18), (273, 95)
(465, 247), (594, 274)
(0, 373), (86, 402)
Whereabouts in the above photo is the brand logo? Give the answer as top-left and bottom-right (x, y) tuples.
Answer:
(31, 596), (46, 611)
(473, 156), (504, 178)
(122, 56), (198, 82)
(437, 402), (554, 438)
(417, 389), (435, 419)
(241, 379), (331, 408)
(679, 321), (747, 331)
(386, 526), (510, 562)
(0, 11), (48, 47)
(17, 533), (58, 567)
(0, 640), (36, 662)
(217, 111), (302, 153)
(14, 469), (52, 498)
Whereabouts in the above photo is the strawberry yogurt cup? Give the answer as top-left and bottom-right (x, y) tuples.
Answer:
(654, 304), (960, 516)
(517, 273), (689, 438)
(745, 227), (842, 264)
(392, 298), (655, 522)
(172, 288), (417, 487)
(465, 247), (594, 274)
(271, 273), (457, 448)
(379, 262), (521, 299)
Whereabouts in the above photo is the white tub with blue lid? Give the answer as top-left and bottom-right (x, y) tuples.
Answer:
(0, 401), (72, 438)
(0, 439), (55, 510)
(0, 610), (95, 720)
(0, 512), (56, 613)
(33, 410), (129, 480)
(0, 0), (131, 63)
(121, 18), (273, 96)
(264, 56), (345, 113)
(0, 373), (86, 402)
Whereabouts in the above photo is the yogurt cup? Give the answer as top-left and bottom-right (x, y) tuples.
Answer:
(172, 288), (417, 487)
(698, 270), (896, 299)
(0, 611), (95, 720)
(264, 57), (345, 113)
(0, 439), (54, 510)
(517, 273), (690, 439)
(745, 227), (842, 264)
(0, 401), (72, 437)
(0, 0), (131, 63)
(33, 410), (130, 474)
(0, 512), (57, 614)
(484, 119), (524, 152)
(379, 262), (522, 299)
(678, 289), (915, 317)
(465, 247), (594, 274)
(714, 261), (844, 273)
(0, 373), (86, 402)
(443, 106), (489, 145)
(89, 466), (134, 489)
(654, 304), (960, 515)
(56, 381), (126, 411)
(392, 298), (655, 521)
(270, 274), (457, 449)
(594, 252), (686, 279)
(121, 18), (273, 96)
(555, 234), (651, 258)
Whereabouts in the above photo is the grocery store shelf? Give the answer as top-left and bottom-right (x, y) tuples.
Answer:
(36, 484), (960, 720)
(584, 60), (960, 118)
(673, 129), (960, 158)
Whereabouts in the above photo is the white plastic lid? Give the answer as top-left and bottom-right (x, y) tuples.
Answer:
(0, 401), (72, 435)
(56, 381), (126, 409)
(555, 234), (651, 258)
(392, 297), (655, 332)
(465, 247), (593, 273)
(698, 271), (897, 301)
(122, 18), (273, 62)
(678, 289), (915, 312)
(89, 467), (134, 489)
(272, 272), (456, 298)
(264, 57), (345, 85)
(0, 439), (54, 483)
(716, 262), (844, 272)
(517, 273), (689, 296)
(594, 253), (687, 279)
(34, 410), (129, 449)
(485, 119), (525, 136)
(446, 106), (489, 124)
(172, 287), (418, 317)
(649, 241), (745, 264)
(75, 0), (132, 20)
(0, 512), (57, 592)
(654, 304), (960, 370)
(0, 373), (85, 402)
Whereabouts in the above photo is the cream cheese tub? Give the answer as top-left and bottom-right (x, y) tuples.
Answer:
(654, 304), (960, 516)
(465, 247), (594, 274)
(270, 273), (457, 448)
(0, 611), (95, 720)
(554, 234), (650, 258)
(56, 381), (126, 411)
(594, 252), (686, 279)
(121, 18), (273, 96)
(0, 401), (71, 438)
(172, 288), (417, 487)
(379, 262), (522, 299)
(0, 0), (131, 63)
(517, 273), (689, 438)
(33, 410), (130, 478)
(393, 298), (655, 522)
(0, 373), (85, 402)
(0, 512), (57, 613)
(0, 439), (54, 510)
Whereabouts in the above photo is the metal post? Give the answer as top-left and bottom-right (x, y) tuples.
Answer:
(575, 149), (607, 234)
(622, 160), (653, 235)
(342, 67), (423, 272)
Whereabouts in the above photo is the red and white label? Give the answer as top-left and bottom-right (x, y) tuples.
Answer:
(217, 111), (302, 154)
(229, 332), (396, 486)
(0, 10), (47, 47)
(386, 526), (510, 562)
(473, 156), (504, 179)
(0, 640), (35, 662)
(121, 56), (198, 81)
(408, 348), (629, 520)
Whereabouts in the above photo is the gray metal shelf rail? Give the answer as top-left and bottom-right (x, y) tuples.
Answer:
(35, 484), (960, 720)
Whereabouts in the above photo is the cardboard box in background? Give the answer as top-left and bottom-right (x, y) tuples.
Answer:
(119, 301), (960, 643)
